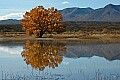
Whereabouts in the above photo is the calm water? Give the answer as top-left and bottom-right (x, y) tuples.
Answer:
(0, 40), (120, 80)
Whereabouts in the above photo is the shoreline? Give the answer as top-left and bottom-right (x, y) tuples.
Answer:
(0, 37), (120, 43)
(0, 33), (120, 43)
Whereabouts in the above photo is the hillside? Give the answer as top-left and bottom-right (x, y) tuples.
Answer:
(0, 19), (20, 25)
(0, 4), (120, 32)
(0, 4), (120, 22)
(59, 7), (93, 21)
(60, 4), (120, 22)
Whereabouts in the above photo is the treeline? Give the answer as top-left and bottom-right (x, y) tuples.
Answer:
(0, 24), (23, 33)
(64, 21), (120, 32)
(0, 21), (120, 33)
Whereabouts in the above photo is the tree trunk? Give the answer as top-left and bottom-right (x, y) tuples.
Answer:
(39, 33), (43, 38)
(37, 30), (45, 38)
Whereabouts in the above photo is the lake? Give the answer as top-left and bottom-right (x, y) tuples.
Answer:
(0, 40), (120, 80)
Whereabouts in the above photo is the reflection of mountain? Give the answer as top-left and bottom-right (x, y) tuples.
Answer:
(63, 43), (120, 61)
(21, 40), (66, 70)
(1, 41), (120, 61)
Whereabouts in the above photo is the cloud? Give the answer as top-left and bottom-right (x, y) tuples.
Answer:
(62, 1), (69, 5)
(0, 13), (24, 20)
(0, 46), (23, 54)
(62, 61), (69, 65)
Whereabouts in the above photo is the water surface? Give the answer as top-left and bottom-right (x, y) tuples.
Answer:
(0, 40), (120, 80)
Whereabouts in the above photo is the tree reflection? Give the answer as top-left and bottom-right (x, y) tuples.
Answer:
(21, 40), (66, 70)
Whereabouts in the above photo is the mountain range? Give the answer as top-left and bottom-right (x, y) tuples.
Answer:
(0, 19), (20, 25)
(60, 4), (120, 22)
(0, 4), (120, 24)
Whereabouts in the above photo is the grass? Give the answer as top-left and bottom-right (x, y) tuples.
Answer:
(0, 32), (120, 43)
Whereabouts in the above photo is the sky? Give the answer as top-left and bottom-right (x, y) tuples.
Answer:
(0, 0), (120, 20)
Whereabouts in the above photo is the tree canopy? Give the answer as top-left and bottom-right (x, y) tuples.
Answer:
(21, 6), (65, 37)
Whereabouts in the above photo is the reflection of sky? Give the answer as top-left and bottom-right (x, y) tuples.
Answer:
(0, 43), (120, 80)
(43, 56), (120, 80)
(0, 46), (23, 55)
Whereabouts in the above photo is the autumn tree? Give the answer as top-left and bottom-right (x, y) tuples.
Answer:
(21, 40), (66, 70)
(21, 6), (65, 38)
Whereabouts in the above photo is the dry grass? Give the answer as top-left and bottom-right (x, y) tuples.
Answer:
(0, 33), (120, 43)
(109, 34), (120, 39)
(78, 35), (100, 39)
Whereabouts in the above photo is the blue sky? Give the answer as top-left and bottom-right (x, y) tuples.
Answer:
(0, 0), (120, 20)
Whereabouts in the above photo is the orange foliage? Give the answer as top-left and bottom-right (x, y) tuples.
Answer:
(21, 40), (66, 70)
(21, 6), (65, 36)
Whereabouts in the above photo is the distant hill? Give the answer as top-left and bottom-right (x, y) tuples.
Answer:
(59, 7), (93, 21)
(0, 19), (20, 25)
(0, 19), (22, 32)
(0, 4), (120, 22)
(60, 4), (120, 22)
(0, 3), (120, 30)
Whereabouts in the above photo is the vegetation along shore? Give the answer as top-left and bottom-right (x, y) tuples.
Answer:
(0, 21), (120, 42)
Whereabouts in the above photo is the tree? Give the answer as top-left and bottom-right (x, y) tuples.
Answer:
(21, 40), (66, 70)
(21, 6), (65, 38)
